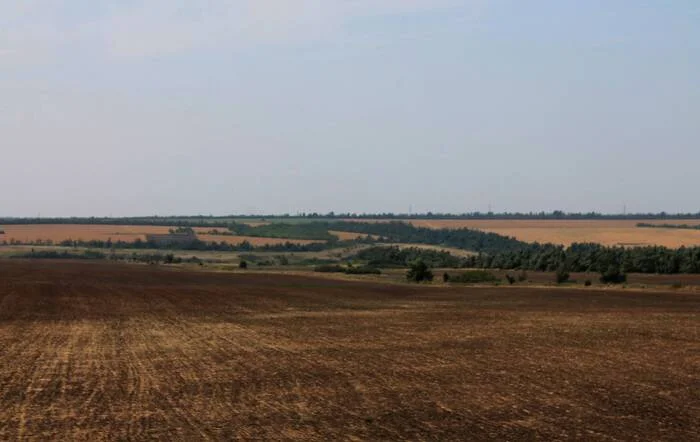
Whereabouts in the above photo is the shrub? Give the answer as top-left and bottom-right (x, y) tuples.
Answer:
(239, 260), (248, 269)
(518, 271), (528, 282)
(12, 250), (107, 260)
(443, 272), (450, 283)
(600, 265), (627, 284)
(584, 279), (592, 287)
(671, 282), (683, 289)
(555, 265), (570, 284)
(345, 266), (381, 275)
(299, 258), (338, 266)
(505, 274), (516, 285)
(406, 260), (434, 283)
(314, 264), (345, 273)
(447, 270), (499, 284)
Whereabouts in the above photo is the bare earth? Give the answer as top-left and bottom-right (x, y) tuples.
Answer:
(0, 261), (698, 440)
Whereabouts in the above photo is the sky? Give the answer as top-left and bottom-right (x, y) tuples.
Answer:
(1, 0), (698, 217)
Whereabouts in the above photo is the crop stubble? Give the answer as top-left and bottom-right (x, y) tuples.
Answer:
(0, 261), (698, 440)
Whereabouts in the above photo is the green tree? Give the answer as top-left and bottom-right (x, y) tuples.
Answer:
(555, 264), (570, 284)
(518, 271), (528, 282)
(406, 260), (433, 283)
(600, 264), (626, 284)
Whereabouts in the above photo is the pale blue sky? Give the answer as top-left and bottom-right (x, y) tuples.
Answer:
(1, 1), (698, 216)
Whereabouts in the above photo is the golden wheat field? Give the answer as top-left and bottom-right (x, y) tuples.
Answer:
(0, 225), (324, 246)
(0, 225), (172, 243)
(351, 219), (700, 248)
(328, 230), (377, 241)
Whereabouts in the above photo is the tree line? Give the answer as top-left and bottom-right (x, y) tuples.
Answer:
(354, 246), (465, 268)
(12, 249), (206, 265)
(3, 210), (700, 226)
(637, 223), (700, 230)
(355, 243), (700, 275)
(37, 237), (374, 253)
(324, 221), (527, 254)
(227, 222), (337, 240)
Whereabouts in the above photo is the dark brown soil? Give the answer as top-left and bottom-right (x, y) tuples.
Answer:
(0, 260), (698, 440)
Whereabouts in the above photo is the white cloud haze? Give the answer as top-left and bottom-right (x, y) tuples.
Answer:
(1, 1), (466, 60)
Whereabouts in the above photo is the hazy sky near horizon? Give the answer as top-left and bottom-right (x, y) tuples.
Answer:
(1, 1), (698, 216)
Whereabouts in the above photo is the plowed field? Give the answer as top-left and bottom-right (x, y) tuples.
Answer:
(0, 261), (698, 440)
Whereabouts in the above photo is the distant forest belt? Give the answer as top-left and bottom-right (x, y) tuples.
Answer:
(344, 219), (700, 248)
(196, 234), (323, 246)
(637, 223), (700, 230)
(0, 225), (323, 246)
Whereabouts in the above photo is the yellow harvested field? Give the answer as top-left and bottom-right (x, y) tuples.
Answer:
(347, 219), (700, 248)
(0, 224), (172, 243)
(192, 227), (226, 234)
(480, 227), (700, 248)
(405, 219), (700, 230)
(329, 231), (377, 241)
(197, 234), (323, 246)
(0, 225), (323, 246)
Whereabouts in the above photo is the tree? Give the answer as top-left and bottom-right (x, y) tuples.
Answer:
(518, 271), (528, 282)
(406, 260), (433, 283)
(555, 264), (570, 284)
(600, 264), (626, 284)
